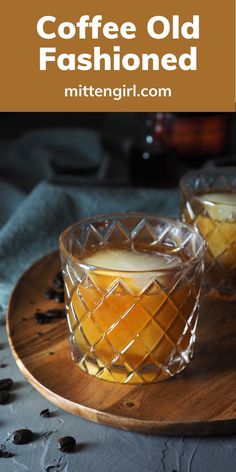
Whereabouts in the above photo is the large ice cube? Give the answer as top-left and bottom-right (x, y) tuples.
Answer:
(82, 248), (179, 271)
(200, 193), (236, 222)
(81, 248), (180, 294)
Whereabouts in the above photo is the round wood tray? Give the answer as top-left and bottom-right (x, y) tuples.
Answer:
(7, 252), (236, 435)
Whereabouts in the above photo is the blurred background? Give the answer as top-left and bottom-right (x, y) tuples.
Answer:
(0, 112), (235, 190)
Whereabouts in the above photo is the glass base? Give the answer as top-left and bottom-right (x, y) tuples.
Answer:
(70, 334), (195, 384)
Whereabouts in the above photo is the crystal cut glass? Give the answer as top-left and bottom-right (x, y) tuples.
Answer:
(59, 213), (205, 384)
(180, 168), (236, 296)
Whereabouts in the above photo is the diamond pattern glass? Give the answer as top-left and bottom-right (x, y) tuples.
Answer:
(180, 168), (236, 295)
(59, 214), (205, 384)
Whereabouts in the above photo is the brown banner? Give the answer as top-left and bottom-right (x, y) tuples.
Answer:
(0, 0), (234, 111)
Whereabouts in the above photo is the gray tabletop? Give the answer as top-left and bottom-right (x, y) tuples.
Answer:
(1, 323), (236, 472)
(0, 135), (235, 471)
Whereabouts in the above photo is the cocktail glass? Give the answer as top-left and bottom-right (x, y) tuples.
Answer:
(59, 213), (205, 384)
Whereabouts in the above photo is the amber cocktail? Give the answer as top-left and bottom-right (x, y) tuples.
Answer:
(59, 214), (205, 384)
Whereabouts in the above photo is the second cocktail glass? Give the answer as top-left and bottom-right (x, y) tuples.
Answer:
(180, 168), (236, 296)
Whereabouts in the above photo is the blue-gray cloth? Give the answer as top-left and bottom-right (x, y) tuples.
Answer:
(0, 130), (234, 472)
(0, 180), (178, 314)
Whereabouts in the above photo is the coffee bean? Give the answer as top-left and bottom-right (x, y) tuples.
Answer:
(53, 272), (64, 290)
(0, 391), (9, 404)
(53, 291), (64, 304)
(0, 379), (13, 391)
(45, 309), (65, 319)
(35, 309), (65, 324)
(11, 429), (33, 445)
(34, 313), (50, 324)
(0, 364), (7, 369)
(57, 436), (76, 452)
(0, 451), (14, 458)
(44, 286), (64, 304)
(40, 408), (51, 418)
(44, 288), (56, 300)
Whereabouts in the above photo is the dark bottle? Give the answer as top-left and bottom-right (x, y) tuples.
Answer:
(129, 113), (232, 186)
(129, 113), (180, 187)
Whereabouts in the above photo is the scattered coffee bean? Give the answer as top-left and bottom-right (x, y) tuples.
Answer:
(53, 291), (64, 304)
(44, 288), (57, 300)
(0, 379), (13, 391)
(11, 429), (33, 445)
(0, 391), (9, 404)
(40, 408), (51, 418)
(35, 309), (65, 324)
(0, 364), (7, 369)
(57, 436), (76, 452)
(0, 451), (14, 458)
(44, 286), (64, 304)
(35, 313), (50, 324)
(53, 272), (64, 290)
(45, 309), (65, 319)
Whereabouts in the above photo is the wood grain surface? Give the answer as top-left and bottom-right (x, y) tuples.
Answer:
(6, 251), (236, 435)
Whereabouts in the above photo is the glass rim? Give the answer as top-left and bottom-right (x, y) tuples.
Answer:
(59, 212), (206, 274)
(180, 167), (236, 207)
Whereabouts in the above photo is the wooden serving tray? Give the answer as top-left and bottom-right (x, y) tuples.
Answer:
(6, 252), (236, 435)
